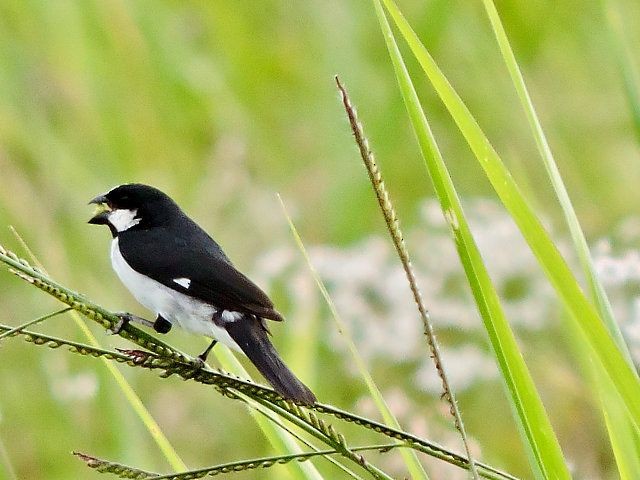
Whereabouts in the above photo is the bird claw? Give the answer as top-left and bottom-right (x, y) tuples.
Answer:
(109, 313), (132, 335)
(110, 312), (156, 334)
(193, 355), (207, 369)
(195, 339), (218, 367)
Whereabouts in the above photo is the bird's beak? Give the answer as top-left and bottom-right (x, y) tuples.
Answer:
(88, 194), (111, 225)
(89, 194), (108, 206)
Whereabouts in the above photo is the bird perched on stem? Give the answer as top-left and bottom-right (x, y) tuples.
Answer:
(88, 183), (316, 405)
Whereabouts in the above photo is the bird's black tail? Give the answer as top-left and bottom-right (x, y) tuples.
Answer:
(225, 317), (316, 405)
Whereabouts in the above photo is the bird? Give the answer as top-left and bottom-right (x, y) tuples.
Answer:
(88, 183), (316, 405)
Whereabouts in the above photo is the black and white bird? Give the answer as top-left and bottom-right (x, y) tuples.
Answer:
(88, 183), (316, 405)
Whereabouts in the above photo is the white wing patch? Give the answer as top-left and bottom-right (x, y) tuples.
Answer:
(221, 310), (243, 322)
(173, 277), (191, 289)
(110, 239), (240, 351)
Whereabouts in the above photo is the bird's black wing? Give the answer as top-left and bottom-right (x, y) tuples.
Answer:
(117, 227), (283, 322)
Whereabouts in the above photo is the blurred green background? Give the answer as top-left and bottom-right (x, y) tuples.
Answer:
(0, 0), (639, 478)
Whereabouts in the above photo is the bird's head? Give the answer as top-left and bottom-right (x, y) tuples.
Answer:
(88, 183), (179, 236)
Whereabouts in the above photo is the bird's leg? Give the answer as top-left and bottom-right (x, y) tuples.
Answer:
(196, 339), (218, 366)
(153, 315), (172, 334)
(111, 312), (155, 334)
(193, 309), (226, 367)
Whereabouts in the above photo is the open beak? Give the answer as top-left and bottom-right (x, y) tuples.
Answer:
(88, 194), (111, 225)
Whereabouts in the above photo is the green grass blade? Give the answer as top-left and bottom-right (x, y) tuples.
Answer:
(334, 76), (479, 478)
(211, 346), (326, 480)
(380, 0), (640, 430)
(596, 370), (640, 479)
(252, 403), (366, 479)
(478, 1), (633, 363)
(562, 308), (640, 480)
(84, 324), (189, 472)
(278, 194), (430, 480)
(247, 398), (396, 480)
(9, 227), (321, 480)
(478, 3), (640, 476)
(0, 432), (17, 480)
(0, 307), (71, 341)
(372, 2), (569, 477)
(7, 231), (188, 473)
(602, 0), (640, 143)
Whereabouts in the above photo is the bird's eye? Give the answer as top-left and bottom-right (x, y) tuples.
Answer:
(118, 195), (132, 205)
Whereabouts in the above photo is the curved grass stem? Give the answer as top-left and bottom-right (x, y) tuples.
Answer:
(0, 307), (71, 341)
(278, 194), (429, 480)
(335, 75), (478, 478)
(6, 230), (189, 473)
(0, 245), (518, 480)
(75, 443), (406, 480)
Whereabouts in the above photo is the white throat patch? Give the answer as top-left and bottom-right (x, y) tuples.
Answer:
(108, 209), (141, 232)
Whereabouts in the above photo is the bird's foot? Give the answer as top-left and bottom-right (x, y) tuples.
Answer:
(193, 356), (206, 369)
(110, 313), (131, 335)
(194, 339), (218, 368)
(111, 312), (155, 334)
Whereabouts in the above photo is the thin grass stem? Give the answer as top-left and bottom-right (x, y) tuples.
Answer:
(0, 307), (71, 341)
(6, 230), (189, 473)
(252, 402), (365, 479)
(0, 319), (517, 480)
(335, 75), (478, 478)
(75, 443), (406, 480)
(278, 193), (429, 479)
(601, 0), (640, 144)
(0, 246), (519, 480)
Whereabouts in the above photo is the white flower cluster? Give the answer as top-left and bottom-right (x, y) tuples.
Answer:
(592, 217), (640, 364)
(256, 198), (569, 393)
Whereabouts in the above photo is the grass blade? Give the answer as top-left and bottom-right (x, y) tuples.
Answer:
(380, 0), (640, 431)
(602, 0), (640, 143)
(594, 361), (640, 479)
(0, 307), (71, 341)
(11, 226), (322, 480)
(278, 194), (430, 480)
(478, 1), (632, 361)
(372, 2), (570, 477)
(0, 432), (17, 480)
(210, 347), (326, 480)
(478, 3), (640, 476)
(252, 403), (366, 479)
(0, 244), (520, 480)
(7, 230), (188, 472)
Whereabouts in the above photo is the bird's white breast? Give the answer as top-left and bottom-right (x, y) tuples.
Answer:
(110, 238), (239, 351)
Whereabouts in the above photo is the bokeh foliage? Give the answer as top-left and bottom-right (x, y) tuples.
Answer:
(0, 0), (639, 479)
